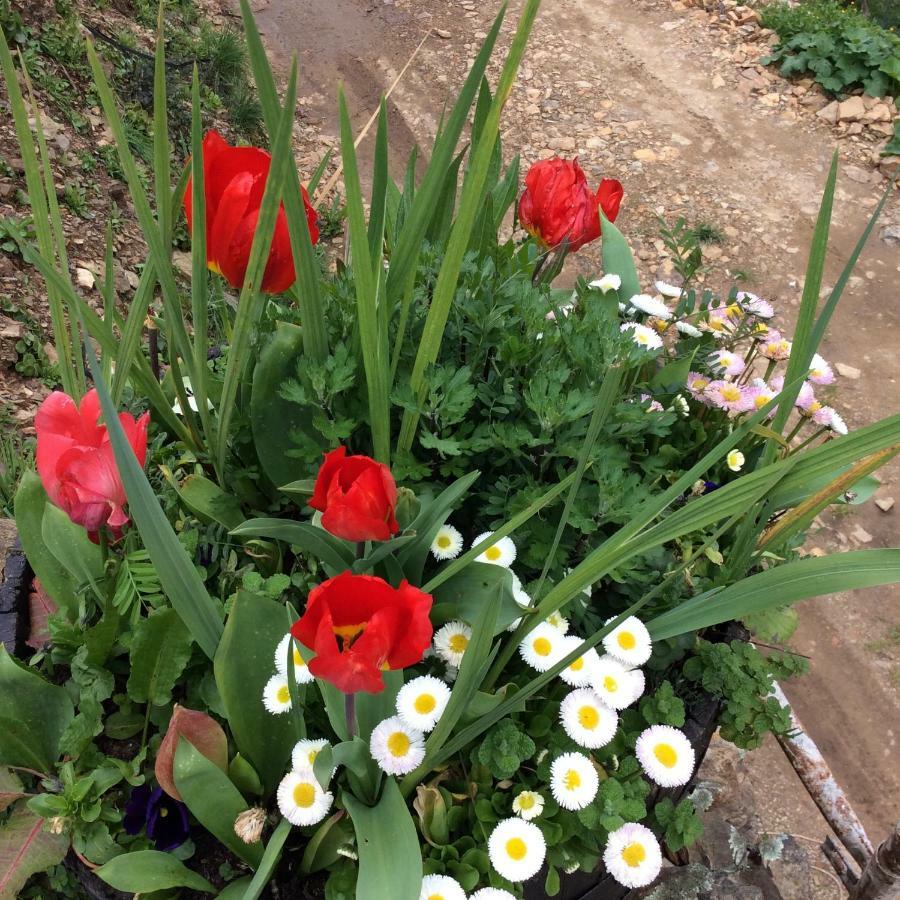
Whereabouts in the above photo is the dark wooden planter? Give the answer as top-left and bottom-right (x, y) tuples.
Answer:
(3, 536), (724, 900)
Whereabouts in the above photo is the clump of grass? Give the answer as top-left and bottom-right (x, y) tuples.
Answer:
(686, 222), (724, 245)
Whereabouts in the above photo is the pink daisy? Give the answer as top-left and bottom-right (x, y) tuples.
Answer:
(705, 380), (753, 414)
(736, 291), (775, 319)
(759, 331), (791, 361)
(708, 349), (746, 378)
(808, 353), (834, 386)
(686, 372), (713, 404)
(639, 393), (664, 413)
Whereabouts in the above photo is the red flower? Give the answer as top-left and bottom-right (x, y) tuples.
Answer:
(518, 157), (623, 252)
(291, 572), (433, 694)
(35, 389), (148, 538)
(310, 447), (400, 542)
(184, 130), (320, 294)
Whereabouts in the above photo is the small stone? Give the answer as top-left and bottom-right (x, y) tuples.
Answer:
(837, 95), (866, 122)
(880, 225), (900, 246)
(816, 100), (839, 124)
(875, 498), (895, 512)
(712, 74), (726, 89)
(633, 148), (657, 161)
(434, 28), (451, 38)
(75, 267), (95, 290)
(835, 362), (860, 379)
(844, 165), (874, 185)
(850, 524), (873, 544)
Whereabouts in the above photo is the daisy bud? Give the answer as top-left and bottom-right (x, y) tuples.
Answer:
(48, 816), (68, 835)
(234, 807), (267, 844)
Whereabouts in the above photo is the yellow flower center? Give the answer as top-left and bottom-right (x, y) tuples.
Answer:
(693, 377), (709, 391)
(437, 535), (452, 548)
(307, 750), (319, 765)
(754, 395), (769, 409)
(578, 705), (599, 730)
(387, 732), (411, 757)
(414, 693), (437, 714)
(506, 837), (528, 861)
(485, 546), (502, 561)
(276, 685), (291, 704)
(569, 657), (584, 672)
(808, 401), (822, 414)
(720, 385), (741, 403)
(427, 894), (444, 900)
(293, 647), (306, 668)
(517, 793), (536, 810)
(533, 637), (553, 657)
(603, 675), (618, 693)
(293, 782), (316, 809)
(159, 807), (168, 818)
(564, 769), (581, 790)
(449, 633), (469, 654)
(622, 842), (646, 867)
(653, 743), (678, 768)
(617, 631), (636, 650)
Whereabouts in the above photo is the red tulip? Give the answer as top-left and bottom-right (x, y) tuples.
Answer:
(310, 447), (400, 542)
(184, 130), (320, 294)
(291, 572), (433, 694)
(35, 389), (148, 538)
(518, 157), (623, 252)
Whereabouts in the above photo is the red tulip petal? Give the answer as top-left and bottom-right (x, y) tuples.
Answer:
(260, 206), (296, 294)
(597, 178), (624, 224)
(208, 171), (256, 289)
(310, 447), (347, 511)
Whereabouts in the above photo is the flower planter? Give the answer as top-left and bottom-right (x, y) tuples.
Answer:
(3, 533), (725, 900)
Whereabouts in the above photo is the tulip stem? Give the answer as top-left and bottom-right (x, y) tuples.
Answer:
(345, 693), (357, 739)
(98, 528), (110, 568)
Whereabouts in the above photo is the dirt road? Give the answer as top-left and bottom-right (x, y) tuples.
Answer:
(246, 0), (899, 851)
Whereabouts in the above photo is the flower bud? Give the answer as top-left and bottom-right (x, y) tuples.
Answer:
(234, 807), (267, 844)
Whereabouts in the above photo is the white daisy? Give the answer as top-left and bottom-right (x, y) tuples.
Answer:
(511, 790), (545, 821)
(262, 674), (293, 714)
(510, 572), (532, 608)
(603, 822), (663, 889)
(635, 725), (696, 787)
(628, 294), (673, 320)
(550, 752), (599, 810)
(369, 716), (426, 776)
(559, 689), (618, 750)
(545, 610), (569, 634)
(171, 376), (214, 416)
(592, 655), (644, 709)
(276, 769), (333, 827)
(829, 409), (848, 435)
(620, 322), (663, 350)
(434, 621), (472, 668)
(472, 531), (517, 567)
(470, 889), (517, 900)
(589, 273), (621, 294)
(602, 616), (653, 667)
(291, 738), (331, 773)
(726, 449), (745, 472)
(675, 320), (702, 338)
(557, 636), (601, 687)
(431, 524), (464, 561)
(396, 676), (451, 732)
(519, 622), (566, 672)
(274, 634), (315, 683)
(808, 353), (835, 385)
(655, 281), (683, 298)
(419, 874), (467, 900)
(487, 818), (546, 882)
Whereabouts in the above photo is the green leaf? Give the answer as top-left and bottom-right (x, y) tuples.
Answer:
(0, 646), (74, 772)
(217, 877), (254, 899)
(13, 472), (78, 619)
(171, 474), (245, 531)
(95, 850), (215, 893)
(430, 563), (521, 634)
(0, 769), (26, 813)
(174, 738), (263, 868)
(648, 550), (900, 640)
(301, 812), (352, 874)
(0, 803), (69, 897)
(126, 608), (193, 706)
(600, 208), (640, 303)
(231, 519), (355, 572)
(214, 592), (295, 796)
(237, 817), (291, 900)
(40, 504), (105, 602)
(344, 779), (422, 900)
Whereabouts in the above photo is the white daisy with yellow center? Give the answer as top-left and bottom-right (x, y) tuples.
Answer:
(628, 293), (673, 320)
(396, 675), (452, 732)
(274, 633), (315, 684)
(431, 524), (464, 561)
(419, 873), (467, 900)
(511, 789), (545, 821)
(655, 281), (683, 299)
(726, 449), (745, 472)
(603, 822), (663, 889)
(558, 636), (601, 688)
(434, 621), (472, 668)
(487, 818), (546, 882)
(589, 273), (621, 294)
(592, 655), (644, 709)
(559, 689), (619, 750)
(519, 622), (566, 672)
(550, 752), (599, 810)
(473, 531), (517, 567)
(262, 674), (293, 714)
(370, 716), (426, 776)
(544, 610), (569, 634)
(675, 320), (702, 339)
(635, 725), (696, 787)
(470, 889), (517, 900)
(276, 769), (333, 827)
(621, 322), (663, 350)
(291, 738), (331, 773)
(602, 616), (653, 667)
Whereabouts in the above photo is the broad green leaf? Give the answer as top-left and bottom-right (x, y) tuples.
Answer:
(0, 803), (69, 898)
(126, 608), (193, 706)
(301, 812), (353, 874)
(430, 564), (521, 634)
(83, 349), (224, 659)
(648, 550), (900, 640)
(95, 850), (215, 893)
(214, 592), (295, 796)
(600, 208), (641, 303)
(218, 876), (253, 899)
(0, 769), (26, 813)
(173, 739), (263, 868)
(0, 646), (73, 772)
(170, 473), (245, 531)
(344, 779), (422, 900)
(231, 519), (355, 572)
(13, 472), (78, 619)
(40, 503), (104, 602)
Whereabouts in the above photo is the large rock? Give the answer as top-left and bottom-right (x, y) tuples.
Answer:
(837, 95), (866, 122)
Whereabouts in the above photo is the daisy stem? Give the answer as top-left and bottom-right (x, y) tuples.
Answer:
(789, 426), (829, 456)
(783, 417), (806, 449)
(763, 359), (777, 383)
(345, 693), (357, 739)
